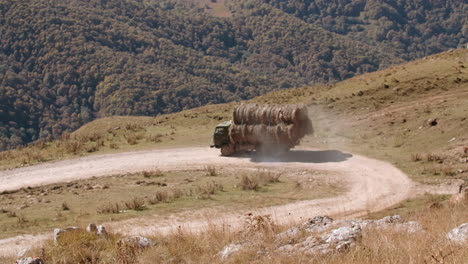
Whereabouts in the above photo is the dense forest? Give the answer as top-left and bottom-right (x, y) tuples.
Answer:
(0, 0), (466, 150)
(262, 0), (467, 60)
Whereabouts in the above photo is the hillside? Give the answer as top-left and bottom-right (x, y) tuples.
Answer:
(0, 0), (404, 150)
(263, 0), (467, 60)
(2, 0), (467, 151)
(0, 49), (467, 264)
(1, 49), (467, 186)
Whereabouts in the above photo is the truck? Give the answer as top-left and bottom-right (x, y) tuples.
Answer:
(211, 104), (313, 156)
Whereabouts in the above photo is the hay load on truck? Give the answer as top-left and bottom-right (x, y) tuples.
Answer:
(210, 104), (313, 156)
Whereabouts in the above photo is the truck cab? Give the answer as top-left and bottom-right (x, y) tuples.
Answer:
(211, 121), (231, 148)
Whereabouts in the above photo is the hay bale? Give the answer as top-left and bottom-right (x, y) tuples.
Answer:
(231, 123), (300, 147)
(230, 104), (313, 149)
(233, 104), (312, 126)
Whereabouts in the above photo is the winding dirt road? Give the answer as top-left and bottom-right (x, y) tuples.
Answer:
(0, 147), (414, 256)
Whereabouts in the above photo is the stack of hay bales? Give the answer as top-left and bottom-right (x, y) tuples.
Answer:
(230, 104), (313, 148)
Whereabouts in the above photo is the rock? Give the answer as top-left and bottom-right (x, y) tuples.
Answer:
(85, 223), (108, 237)
(427, 118), (438, 126)
(17, 248), (31, 258)
(349, 219), (372, 229)
(298, 236), (322, 251)
(447, 223), (468, 244)
(303, 242), (333, 256)
(97, 225), (108, 237)
(117, 235), (155, 249)
(280, 225), (361, 256)
(86, 223), (97, 233)
(360, 215), (423, 233)
(335, 240), (353, 252)
(54, 227), (81, 242)
(323, 225), (362, 245)
(303, 215), (334, 232)
(374, 215), (403, 225)
(218, 243), (242, 260)
(15, 257), (44, 264)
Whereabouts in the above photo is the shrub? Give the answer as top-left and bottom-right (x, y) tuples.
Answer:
(239, 175), (260, 191)
(62, 140), (82, 154)
(146, 133), (163, 143)
(125, 134), (138, 145)
(61, 202), (70, 211)
(97, 203), (121, 214)
(7, 210), (16, 217)
(426, 153), (445, 163)
(257, 170), (281, 184)
(142, 170), (164, 178)
(125, 123), (143, 131)
(411, 153), (422, 162)
(196, 182), (223, 199)
(85, 144), (99, 153)
(205, 165), (218, 176)
(45, 230), (117, 263)
(124, 198), (145, 211)
(148, 190), (170, 204)
(171, 188), (185, 200)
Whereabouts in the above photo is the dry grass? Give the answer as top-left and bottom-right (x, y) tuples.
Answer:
(410, 153), (422, 162)
(124, 198), (146, 211)
(148, 190), (171, 204)
(17, 198), (467, 263)
(0, 168), (339, 239)
(239, 174), (260, 191)
(196, 181), (224, 199)
(1, 50), (467, 262)
(204, 165), (218, 176)
(239, 170), (282, 191)
(97, 203), (121, 214)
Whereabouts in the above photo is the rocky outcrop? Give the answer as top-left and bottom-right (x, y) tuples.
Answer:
(279, 224), (362, 256)
(97, 225), (108, 238)
(86, 223), (109, 238)
(276, 215), (422, 257)
(303, 215), (334, 233)
(86, 223), (97, 233)
(447, 223), (468, 244)
(117, 235), (156, 249)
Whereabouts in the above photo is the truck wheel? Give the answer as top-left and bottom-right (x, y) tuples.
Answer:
(220, 144), (235, 156)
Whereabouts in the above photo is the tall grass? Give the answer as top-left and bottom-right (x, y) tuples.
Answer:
(29, 200), (467, 264)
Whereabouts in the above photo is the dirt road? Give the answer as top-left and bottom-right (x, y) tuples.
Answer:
(0, 147), (414, 256)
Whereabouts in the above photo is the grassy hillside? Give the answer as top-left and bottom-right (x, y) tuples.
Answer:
(0, 168), (342, 239)
(1, 49), (467, 186)
(1, 49), (467, 264)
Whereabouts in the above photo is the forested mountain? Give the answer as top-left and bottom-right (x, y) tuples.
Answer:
(262, 0), (467, 60)
(0, 0), (465, 150)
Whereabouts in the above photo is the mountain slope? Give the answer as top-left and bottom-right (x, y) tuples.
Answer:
(262, 0), (467, 60)
(1, 49), (466, 181)
(0, 0), (403, 150)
